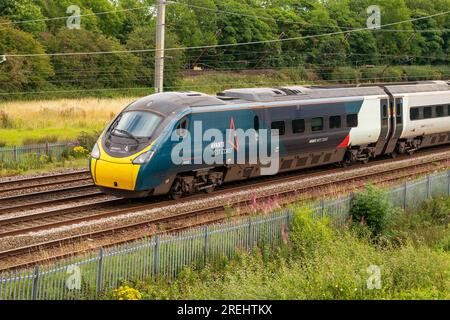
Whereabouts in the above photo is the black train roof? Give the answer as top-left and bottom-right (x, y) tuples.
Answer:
(124, 81), (449, 116)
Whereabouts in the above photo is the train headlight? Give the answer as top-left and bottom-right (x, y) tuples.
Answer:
(133, 150), (155, 165)
(91, 143), (101, 159)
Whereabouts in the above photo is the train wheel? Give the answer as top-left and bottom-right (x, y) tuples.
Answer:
(169, 179), (183, 200)
(204, 185), (215, 194)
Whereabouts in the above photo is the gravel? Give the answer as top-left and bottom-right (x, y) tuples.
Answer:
(1, 149), (449, 252)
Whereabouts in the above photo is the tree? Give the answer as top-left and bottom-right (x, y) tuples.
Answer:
(0, 24), (54, 93)
(0, 0), (46, 34)
(126, 25), (185, 89)
(42, 29), (140, 89)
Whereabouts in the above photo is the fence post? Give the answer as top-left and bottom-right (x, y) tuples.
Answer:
(31, 265), (40, 300)
(426, 175), (431, 199)
(247, 217), (252, 251)
(153, 236), (160, 276)
(13, 146), (17, 162)
(320, 199), (325, 217)
(96, 248), (103, 296)
(203, 226), (209, 267)
(447, 170), (450, 197)
(403, 182), (407, 210)
(45, 143), (49, 156)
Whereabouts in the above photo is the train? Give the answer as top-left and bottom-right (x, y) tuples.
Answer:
(89, 81), (450, 199)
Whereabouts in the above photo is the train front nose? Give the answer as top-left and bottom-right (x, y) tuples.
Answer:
(91, 158), (140, 191)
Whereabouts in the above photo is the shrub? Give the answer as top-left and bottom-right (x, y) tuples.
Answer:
(71, 146), (90, 158)
(112, 285), (143, 300)
(422, 197), (450, 226)
(76, 130), (101, 151)
(350, 185), (394, 237)
(289, 206), (333, 257)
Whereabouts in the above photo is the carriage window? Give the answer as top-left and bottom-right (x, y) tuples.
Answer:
(311, 117), (323, 132)
(436, 105), (445, 117)
(423, 107), (432, 119)
(329, 116), (341, 129)
(271, 121), (285, 135)
(382, 104), (388, 118)
(292, 119), (305, 133)
(346, 114), (358, 128)
(410, 108), (420, 120)
(254, 116), (259, 131)
(447, 105), (450, 116)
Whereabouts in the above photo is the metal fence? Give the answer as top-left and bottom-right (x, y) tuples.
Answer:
(311, 170), (450, 226)
(0, 142), (77, 168)
(0, 169), (449, 300)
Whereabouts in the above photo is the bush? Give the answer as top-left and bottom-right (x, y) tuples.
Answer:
(289, 206), (334, 257)
(422, 197), (450, 226)
(350, 185), (394, 237)
(112, 285), (143, 300)
(71, 146), (90, 159)
(76, 131), (101, 151)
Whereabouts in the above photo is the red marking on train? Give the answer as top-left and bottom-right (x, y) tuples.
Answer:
(228, 117), (239, 151)
(337, 134), (350, 149)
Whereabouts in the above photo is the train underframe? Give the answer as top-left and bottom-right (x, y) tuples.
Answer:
(165, 131), (450, 199)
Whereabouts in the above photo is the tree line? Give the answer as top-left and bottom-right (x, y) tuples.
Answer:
(0, 0), (449, 96)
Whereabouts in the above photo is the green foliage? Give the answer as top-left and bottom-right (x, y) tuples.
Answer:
(289, 206), (334, 257)
(123, 196), (450, 300)
(0, 0), (448, 98)
(402, 65), (443, 81)
(0, 0), (47, 34)
(330, 67), (361, 83)
(0, 24), (54, 93)
(350, 185), (395, 237)
(43, 29), (140, 89)
(76, 130), (101, 151)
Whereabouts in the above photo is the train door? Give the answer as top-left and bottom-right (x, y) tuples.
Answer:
(374, 99), (390, 156)
(383, 97), (404, 155)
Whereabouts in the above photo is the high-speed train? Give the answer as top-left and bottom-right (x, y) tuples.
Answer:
(89, 81), (450, 198)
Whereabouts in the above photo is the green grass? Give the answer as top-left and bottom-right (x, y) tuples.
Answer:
(0, 157), (89, 178)
(0, 127), (102, 146)
(117, 196), (450, 300)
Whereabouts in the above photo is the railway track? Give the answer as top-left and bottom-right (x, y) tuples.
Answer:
(0, 170), (91, 191)
(0, 147), (449, 270)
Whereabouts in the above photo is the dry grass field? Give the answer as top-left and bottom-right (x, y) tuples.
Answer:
(0, 97), (137, 146)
